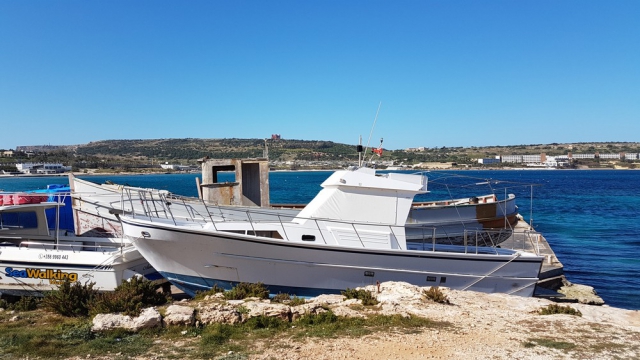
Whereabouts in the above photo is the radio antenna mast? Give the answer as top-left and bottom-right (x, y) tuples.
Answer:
(362, 101), (382, 162)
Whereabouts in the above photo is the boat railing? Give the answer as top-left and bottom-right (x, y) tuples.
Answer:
(499, 229), (543, 255)
(123, 188), (543, 256)
(18, 241), (126, 253)
(120, 188), (210, 223)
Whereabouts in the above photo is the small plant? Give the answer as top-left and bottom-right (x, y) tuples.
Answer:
(89, 276), (168, 317)
(0, 296), (41, 312)
(296, 310), (339, 327)
(341, 288), (379, 306)
(223, 282), (269, 300)
(538, 303), (582, 316)
(270, 292), (291, 303)
(194, 284), (226, 300)
(60, 322), (95, 341)
(236, 305), (249, 315)
(9, 296), (40, 311)
(42, 279), (98, 317)
(289, 296), (306, 306)
(270, 293), (306, 306)
(422, 286), (450, 304)
(523, 337), (576, 350)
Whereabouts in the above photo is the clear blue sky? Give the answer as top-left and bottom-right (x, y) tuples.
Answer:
(1, 1), (638, 151)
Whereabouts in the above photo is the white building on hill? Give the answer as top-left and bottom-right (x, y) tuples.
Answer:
(16, 163), (72, 174)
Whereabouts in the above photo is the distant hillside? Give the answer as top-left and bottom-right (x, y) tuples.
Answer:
(3, 139), (639, 171)
(76, 138), (358, 163)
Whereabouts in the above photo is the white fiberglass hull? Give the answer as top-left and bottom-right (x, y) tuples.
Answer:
(0, 243), (154, 296)
(122, 217), (543, 298)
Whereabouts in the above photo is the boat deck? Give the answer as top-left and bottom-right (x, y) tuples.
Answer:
(503, 220), (564, 282)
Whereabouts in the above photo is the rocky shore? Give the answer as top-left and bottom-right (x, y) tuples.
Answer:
(87, 282), (640, 359)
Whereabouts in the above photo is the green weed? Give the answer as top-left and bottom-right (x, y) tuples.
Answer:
(42, 279), (98, 317)
(89, 276), (168, 316)
(422, 286), (450, 304)
(224, 282), (270, 300)
(538, 303), (582, 316)
(0, 296), (41, 312)
(523, 337), (576, 350)
(341, 288), (379, 306)
(194, 284), (226, 300)
(271, 293), (306, 306)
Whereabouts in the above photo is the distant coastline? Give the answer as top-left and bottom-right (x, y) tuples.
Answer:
(2, 166), (639, 180)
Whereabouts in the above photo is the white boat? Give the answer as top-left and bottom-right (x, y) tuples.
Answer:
(68, 166), (519, 247)
(406, 194), (518, 245)
(0, 193), (158, 296)
(119, 167), (544, 298)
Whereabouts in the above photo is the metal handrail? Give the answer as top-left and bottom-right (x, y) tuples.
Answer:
(120, 188), (542, 256)
(18, 241), (127, 252)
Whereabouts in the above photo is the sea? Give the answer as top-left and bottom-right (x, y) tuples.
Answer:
(1, 169), (639, 311)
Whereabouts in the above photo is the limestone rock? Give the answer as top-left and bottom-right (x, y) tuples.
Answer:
(203, 293), (225, 301)
(329, 305), (366, 318)
(558, 283), (605, 305)
(309, 294), (345, 305)
(290, 303), (328, 321)
(164, 305), (195, 326)
(92, 313), (130, 332)
(242, 301), (291, 321)
(92, 308), (162, 332)
(197, 303), (242, 324)
(362, 281), (425, 304)
(130, 308), (163, 330)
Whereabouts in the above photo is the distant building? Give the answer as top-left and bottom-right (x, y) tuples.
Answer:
(1, 150), (13, 157)
(625, 153), (639, 160)
(540, 156), (569, 167)
(570, 153), (596, 159)
(501, 155), (523, 163)
(477, 158), (500, 165)
(599, 153), (621, 159)
(16, 163), (71, 174)
(160, 163), (192, 171)
(522, 154), (542, 163)
(271, 134), (281, 140)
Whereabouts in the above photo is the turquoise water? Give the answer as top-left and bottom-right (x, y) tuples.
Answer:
(2, 170), (639, 310)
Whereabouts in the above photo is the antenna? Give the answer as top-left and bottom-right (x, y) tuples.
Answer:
(367, 137), (384, 165)
(363, 102), (382, 158)
(357, 135), (363, 167)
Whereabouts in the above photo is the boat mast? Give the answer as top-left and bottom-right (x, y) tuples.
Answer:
(362, 101), (382, 168)
(357, 135), (363, 167)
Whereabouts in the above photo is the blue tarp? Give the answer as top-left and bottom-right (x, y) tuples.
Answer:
(31, 184), (74, 232)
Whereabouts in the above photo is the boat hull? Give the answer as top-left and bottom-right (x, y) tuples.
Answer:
(0, 245), (155, 296)
(122, 217), (543, 298)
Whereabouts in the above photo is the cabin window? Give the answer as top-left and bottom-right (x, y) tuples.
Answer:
(0, 211), (38, 230)
(440, 277), (447, 284)
(221, 230), (283, 239)
(426, 276), (437, 282)
(364, 271), (375, 277)
(301, 234), (315, 241)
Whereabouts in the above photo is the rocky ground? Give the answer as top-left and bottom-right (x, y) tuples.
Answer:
(248, 283), (640, 359)
(88, 282), (640, 360)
